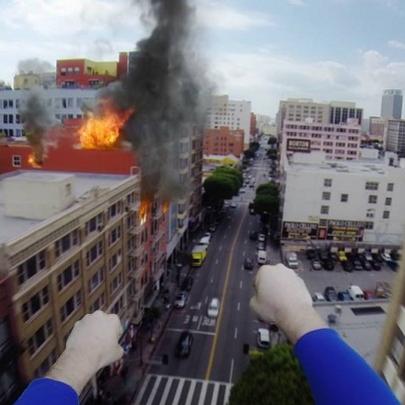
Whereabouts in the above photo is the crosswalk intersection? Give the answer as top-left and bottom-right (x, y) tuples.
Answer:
(134, 374), (232, 405)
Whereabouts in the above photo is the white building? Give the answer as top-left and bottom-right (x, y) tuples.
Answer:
(281, 152), (405, 246)
(0, 88), (98, 137)
(206, 95), (252, 148)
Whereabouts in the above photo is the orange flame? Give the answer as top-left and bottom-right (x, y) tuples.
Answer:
(79, 101), (133, 149)
(28, 153), (42, 168)
(140, 200), (150, 226)
(162, 200), (169, 214)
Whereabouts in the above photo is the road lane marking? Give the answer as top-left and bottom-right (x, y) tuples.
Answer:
(205, 296), (208, 304)
(184, 315), (190, 324)
(172, 378), (184, 404)
(197, 315), (203, 330)
(229, 358), (235, 383)
(237, 302), (240, 311)
(240, 281), (243, 289)
(135, 374), (151, 405)
(186, 380), (197, 404)
(166, 328), (216, 336)
(234, 327), (238, 339)
(210, 277), (214, 284)
(146, 375), (161, 405)
(242, 251), (246, 257)
(160, 377), (173, 404)
(215, 259), (219, 265)
(198, 381), (208, 405)
(205, 208), (248, 380)
(212, 383), (220, 404)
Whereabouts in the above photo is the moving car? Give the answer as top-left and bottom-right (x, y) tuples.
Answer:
(199, 236), (210, 246)
(207, 298), (220, 318)
(191, 244), (208, 267)
(324, 286), (338, 302)
(175, 331), (193, 358)
(174, 292), (187, 309)
(244, 256), (254, 270)
(311, 260), (322, 271)
(257, 328), (270, 349)
(257, 250), (267, 264)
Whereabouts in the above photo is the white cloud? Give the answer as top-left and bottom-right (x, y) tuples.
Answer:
(196, 1), (273, 30)
(287, 0), (306, 6)
(388, 40), (405, 50)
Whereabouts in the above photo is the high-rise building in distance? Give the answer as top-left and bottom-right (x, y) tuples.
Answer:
(381, 89), (403, 120)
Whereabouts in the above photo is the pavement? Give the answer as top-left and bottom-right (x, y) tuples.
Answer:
(133, 149), (273, 405)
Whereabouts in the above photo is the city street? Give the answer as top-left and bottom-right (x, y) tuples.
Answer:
(134, 150), (276, 404)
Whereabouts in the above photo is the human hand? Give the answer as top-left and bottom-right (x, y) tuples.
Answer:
(47, 311), (124, 394)
(250, 264), (325, 343)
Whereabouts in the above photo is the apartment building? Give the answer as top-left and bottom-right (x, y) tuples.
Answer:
(369, 116), (386, 143)
(281, 152), (405, 246)
(276, 98), (363, 140)
(281, 118), (361, 163)
(0, 170), (145, 381)
(203, 127), (244, 158)
(386, 119), (405, 157)
(206, 95), (252, 148)
(381, 89), (403, 120)
(0, 88), (98, 138)
(375, 261), (405, 402)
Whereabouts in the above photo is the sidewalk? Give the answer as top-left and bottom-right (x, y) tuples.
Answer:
(94, 281), (177, 405)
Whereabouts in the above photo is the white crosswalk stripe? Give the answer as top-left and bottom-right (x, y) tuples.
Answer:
(134, 374), (233, 405)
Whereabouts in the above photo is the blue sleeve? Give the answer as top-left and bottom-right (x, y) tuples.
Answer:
(14, 378), (78, 405)
(294, 328), (399, 405)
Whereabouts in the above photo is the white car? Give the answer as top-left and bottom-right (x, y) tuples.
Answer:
(286, 252), (299, 269)
(207, 298), (220, 318)
(174, 292), (187, 309)
(312, 293), (326, 302)
(258, 233), (266, 242)
(230, 202), (237, 208)
(257, 250), (267, 264)
(381, 251), (392, 262)
(257, 328), (270, 349)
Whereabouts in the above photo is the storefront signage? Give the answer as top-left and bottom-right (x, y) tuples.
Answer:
(286, 139), (311, 153)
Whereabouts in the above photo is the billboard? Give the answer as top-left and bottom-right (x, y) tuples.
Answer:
(282, 221), (318, 240)
(286, 138), (311, 153)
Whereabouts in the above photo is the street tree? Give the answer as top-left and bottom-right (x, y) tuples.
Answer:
(267, 136), (277, 145)
(203, 174), (236, 204)
(266, 149), (277, 159)
(229, 344), (314, 405)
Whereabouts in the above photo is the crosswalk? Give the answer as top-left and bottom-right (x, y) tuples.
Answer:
(134, 374), (232, 405)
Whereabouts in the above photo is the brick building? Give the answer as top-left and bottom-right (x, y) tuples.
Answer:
(203, 127), (244, 158)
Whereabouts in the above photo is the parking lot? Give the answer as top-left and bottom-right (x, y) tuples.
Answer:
(293, 251), (396, 296)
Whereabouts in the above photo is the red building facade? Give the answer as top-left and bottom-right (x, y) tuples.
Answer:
(203, 127), (244, 158)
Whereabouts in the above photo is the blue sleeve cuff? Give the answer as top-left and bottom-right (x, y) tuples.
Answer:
(294, 328), (399, 405)
(15, 378), (78, 405)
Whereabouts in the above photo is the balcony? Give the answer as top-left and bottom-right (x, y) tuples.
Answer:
(128, 244), (143, 258)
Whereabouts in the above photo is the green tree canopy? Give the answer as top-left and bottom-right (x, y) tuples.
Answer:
(214, 166), (243, 187)
(203, 174), (236, 202)
(267, 149), (278, 159)
(267, 136), (278, 145)
(256, 182), (278, 197)
(254, 193), (279, 216)
(230, 344), (314, 405)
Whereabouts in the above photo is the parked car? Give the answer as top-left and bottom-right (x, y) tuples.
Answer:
(258, 233), (266, 242)
(175, 331), (193, 358)
(337, 291), (352, 301)
(174, 292), (187, 309)
(363, 290), (375, 300)
(353, 260), (363, 271)
(311, 260), (322, 271)
(348, 285), (365, 300)
(342, 260), (353, 272)
(244, 256), (254, 270)
(372, 253), (383, 263)
(312, 292), (326, 302)
(230, 202), (237, 208)
(306, 249), (317, 260)
(249, 231), (258, 241)
(362, 260), (372, 271)
(257, 241), (266, 251)
(285, 252), (299, 269)
(387, 260), (399, 271)
(371, 260), (382, 271)
(207, 298), (220, 318)
(390, 249), (401, 261)
(257, 250), (267, 264)
(329, 251), (338, 262)
(381, 251), (392, 262)
(257, 328), (270, 349)
(322, 259), (335, 271)
(181, 276), (194, 292)
(338, 251), (348, 262)
(324, 286), (338, 302)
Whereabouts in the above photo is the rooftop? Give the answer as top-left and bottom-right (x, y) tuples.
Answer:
(315, 300), (389, 365)
(0, 170), (130, 244)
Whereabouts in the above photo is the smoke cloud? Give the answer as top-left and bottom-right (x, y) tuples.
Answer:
(104, 0), (211, 199)
(20, 89), (56, 165)
(18, 58), (55, 75)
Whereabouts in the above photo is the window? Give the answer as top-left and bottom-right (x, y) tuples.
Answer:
(366, 209), (375, 218)
(27, 319), (53, 356)
(112, 296), (124, 315)
(90, 293), (105, 312)
(34, 349), (57, 378)
(88, 267), (104, 293)
(322, 192), (331, 201)
(387, 183), (394, 192)
(385, 197), (392, 206)
(17, 250), (47, 285)
(108, 226), (121, 246)
(324, 178), (332, 187)
(22, 287), (49, 322)
(110, 273), (123, 294)
(365, 182), (379, 191)
(9, 156), (22, 171)
(341, 194), (348, 202)
(108, 202), (122, 219)
(109, 250), (122, 272)
(368, 195), (378, 204)
(383, 211), (390, 219)
(365, 222), (374, 230)
(57, 261), (80, 291)
(55, 230), (79, 258)
(60, 291), (81, 322)
(85, 213), (103, 235)
(86, 241), (103, 266)
(320, 205), (329, 215)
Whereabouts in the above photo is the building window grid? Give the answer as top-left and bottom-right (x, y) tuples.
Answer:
(57, 260), (80, 291)
(365, 182), (379, 191)
(22, 287), (49, 322)
(86, 241), (103, 267)
(322, 192), (331, 201)
(27, 319), (53, 356)
(55, 229), (79, 258)
(341, 194), (349, 203)
(60, 291), (82, 323)
(368, 195), (378, 204)
(323, 179), (332, 187)
(17, 250), (47, 285)
(88, 267), (105, 294)
(383, 211), (390, 219)
(12, 155), (22, 167)
(320, 205), (330, 215)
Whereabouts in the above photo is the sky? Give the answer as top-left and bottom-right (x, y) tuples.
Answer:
(1, 0), (405, 117)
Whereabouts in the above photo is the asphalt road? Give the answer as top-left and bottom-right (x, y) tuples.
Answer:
(134, 148), (273, 405)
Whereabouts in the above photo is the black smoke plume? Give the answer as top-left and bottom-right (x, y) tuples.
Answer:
(18, 58), (54, 74)
(104, 0), (211, 199)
